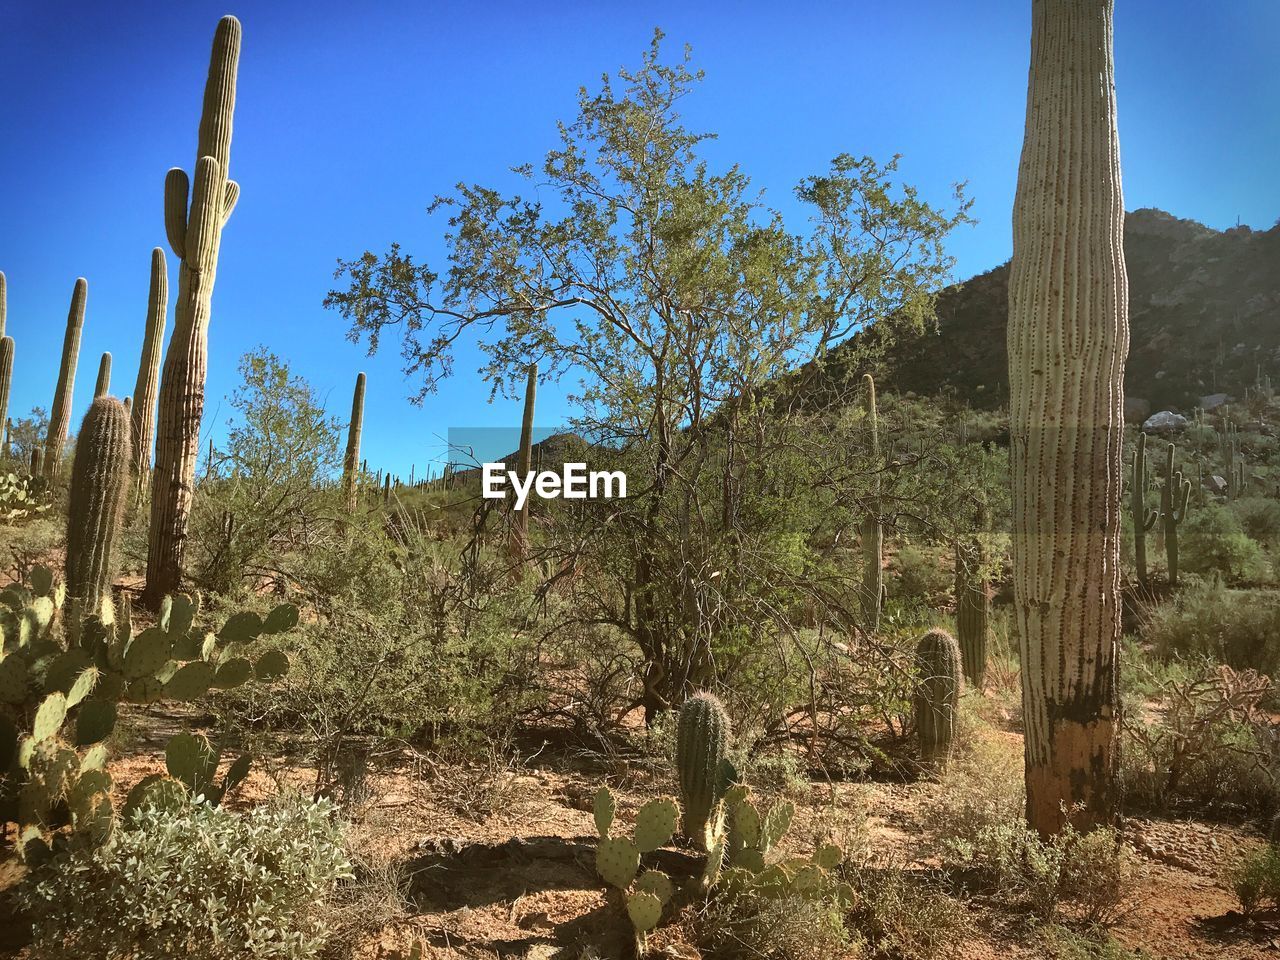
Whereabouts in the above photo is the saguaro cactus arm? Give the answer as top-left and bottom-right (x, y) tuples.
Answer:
(512, 362), (537, 558)
(0, 336), (13, 449)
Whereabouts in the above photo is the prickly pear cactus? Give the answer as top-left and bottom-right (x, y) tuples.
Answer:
(591, 787), (678, 952)
(913, 628), (963, 762)
(676, 691), (731, 849)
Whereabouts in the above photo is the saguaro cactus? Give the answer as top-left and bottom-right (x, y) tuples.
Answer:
(0, 336), (13, 450)
(130, 248), (169, 496)
(66, 397), (132, 618)
(145, 16), (241, 607)
(342, 372), (365, 511)
(513, 362), (537, 559)
(862, 373), (883, 633)
(1130, 432), (1158, 588)
(1161, 443), (1192, 587)
(954, 503), (990, 689)
(1007, 0), (1127, 836)
(94, 352), (112, 399)
(676, 692), (731, 849)
(0, 270), (6, 339)
(914, 629), (963, 762)
(44, 278), (88, 477)
(30, 448), (41, 476)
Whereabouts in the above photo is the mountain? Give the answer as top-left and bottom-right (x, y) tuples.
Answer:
(862, 209), (1280, 413)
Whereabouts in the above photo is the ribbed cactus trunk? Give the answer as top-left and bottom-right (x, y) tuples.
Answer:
(94, 352), (112, 399)
(66, 397), (132, 619)
(1161, 443), (1191, 588)
(0, 270), (6, 338)
(1008, 0), (1127, 837)
(0, 336), (13, 455)
(676, 692), (730, 849)
(30, 448), (41, 476)
(130, 248), (169, 499)
(954, 504), (989, 689)
(145, 16), (241, 608)
(512, 362), (537, 560)
(1130, 432), (1156, 588)
(44, 278), (87, 478)
(913, 629), (963, 762)
(861, 373), (883, 633)
(342, 372), (365, 512)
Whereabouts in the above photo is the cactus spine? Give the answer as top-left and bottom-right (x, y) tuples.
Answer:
(1161, 442), (1191, 587)
(676, 692), (731, 849)
(342, 372), (365, 511)
(66, 397), (132, 618)
(1130, 432), (1158, 587)
(862, 373), (883, 633)
(44, 277), (88, 477)
(954, 502), (990, 688)
(913, 628), (962, 762)
(130, 248), (169, 497)
(0, 336), (13, 454)
(94, 352), (112, 399)
(145, 16), (241, 608)
(513, 362), (536, 559)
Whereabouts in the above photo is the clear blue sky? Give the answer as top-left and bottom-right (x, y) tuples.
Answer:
(2, 0), (1276, 477)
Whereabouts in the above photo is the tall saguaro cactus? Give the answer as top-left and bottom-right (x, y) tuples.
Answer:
(94, 352), (112, 398)
(954, 502), (990, 689)
(0, 270), (6, 338)
(145, 16), (241, 607)
(1161, 443), (1191, 587)
(130, 247), (169, 496)
(1007, 0), (1128, 836)
(513, 362), (537, 559)
(44, 278), (88, 478)
(66, 397), (132, 619)
(1130, 432), (1157, 588)
(0, 336), (13, 450)
(342, 372), (366, 512)
(861, 373), (883, 633)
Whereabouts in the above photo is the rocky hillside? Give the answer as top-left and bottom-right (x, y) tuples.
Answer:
(863, 208), (1280, 413)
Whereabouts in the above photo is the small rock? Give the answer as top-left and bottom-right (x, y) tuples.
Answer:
(1143, 410), (1188, 432)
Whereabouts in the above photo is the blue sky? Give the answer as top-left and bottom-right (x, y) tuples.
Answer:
(2, 0), (1276, 477)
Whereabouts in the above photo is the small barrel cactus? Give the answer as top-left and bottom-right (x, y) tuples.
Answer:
(65, 397), (132, 618)
(676, 691), (731, 849)
(913, 628), (963, 762)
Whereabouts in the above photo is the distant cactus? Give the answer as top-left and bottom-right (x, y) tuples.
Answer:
(0, 336), (13, 453)
(954, 503), (989, 688)
(65, 397), (132, 618)
(44, 278), (87, 477)
(862, 374), (883, 632)
(913, 628), (962, 762)
(676, 692), (731, 849)
(1161, 442), (1192, 587)
(94, 352), (112, 398)
(30, 447), (42, 475)
(0, 269), (6, 338)
(513, 362), (537, 559)
(1130, 432), (1158, 587)
(342, 372), (365, 511)
(146, 16), (242, 608)
(130, 248), (168, 497)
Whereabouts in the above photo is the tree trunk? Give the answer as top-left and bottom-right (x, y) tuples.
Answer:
(1008, 0), (1128, 837)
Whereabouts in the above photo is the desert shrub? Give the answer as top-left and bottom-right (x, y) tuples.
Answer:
(842, 866), (969, 960)
(1118, 657), (1278, 813)
(1179, 503), (1267, 582)
(1037, 925), (1149, 960)
(890, 542), (951, 603)
(1233, 496), (1280, 548)
(22, 797), (352, 960)
(921, 738), (1136, 924)
(1143, 580), (1280, 676)
(1229, 844), (1280, 915)
(695, 883), (857, 960)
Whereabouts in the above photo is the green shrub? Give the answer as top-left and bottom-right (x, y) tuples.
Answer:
(1143, 579), (1280, 676)
(1179, 503), (1267, 582)
(22, 797), (352, 960)
(1037, 925), (1149, 960)
(1228, 845), (1280, 915)
(842, 866), (969, 960)
(890, 543), (951, 603)
(1233, 496), (1280, 548)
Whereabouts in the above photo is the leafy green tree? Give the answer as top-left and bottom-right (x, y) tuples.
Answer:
(326, 33), (971, 720)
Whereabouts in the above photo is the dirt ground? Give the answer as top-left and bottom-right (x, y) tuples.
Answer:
(3, 700), (1273, 960)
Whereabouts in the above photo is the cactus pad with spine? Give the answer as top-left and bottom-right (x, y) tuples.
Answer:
(625, 891), (663, 933)
(596, 836), (641, 889)
(32, 693), (67, 742)
(164, 660), (215, 700)
(634, 869), (674, 904)
(634, 796), (678, 853)
(593, 785), (615, 837)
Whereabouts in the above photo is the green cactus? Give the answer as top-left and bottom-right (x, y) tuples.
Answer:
(145, 15), (242, 608)
(1161, 442), (1192, 587)
(723, 784), (795, 871)
(676, 691), (731, 849)
(513, 361), (536, 559)
(0, 269), (6, 339)
(44, 278), (87, 478)
(65, 398), (132, 621)
(342, 372), (365, 512)
(954, 501), (990, 688)
(591, 787), (677, 953)
(130, 248), (169, 499)
(862, 373), (883, 632)
(93, 352), (112, 399)
(0, 336), (13, 456)
(30, 448), (41, 476)
(1130, 432), (1158, 587)
(913, 628), (962, 762)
